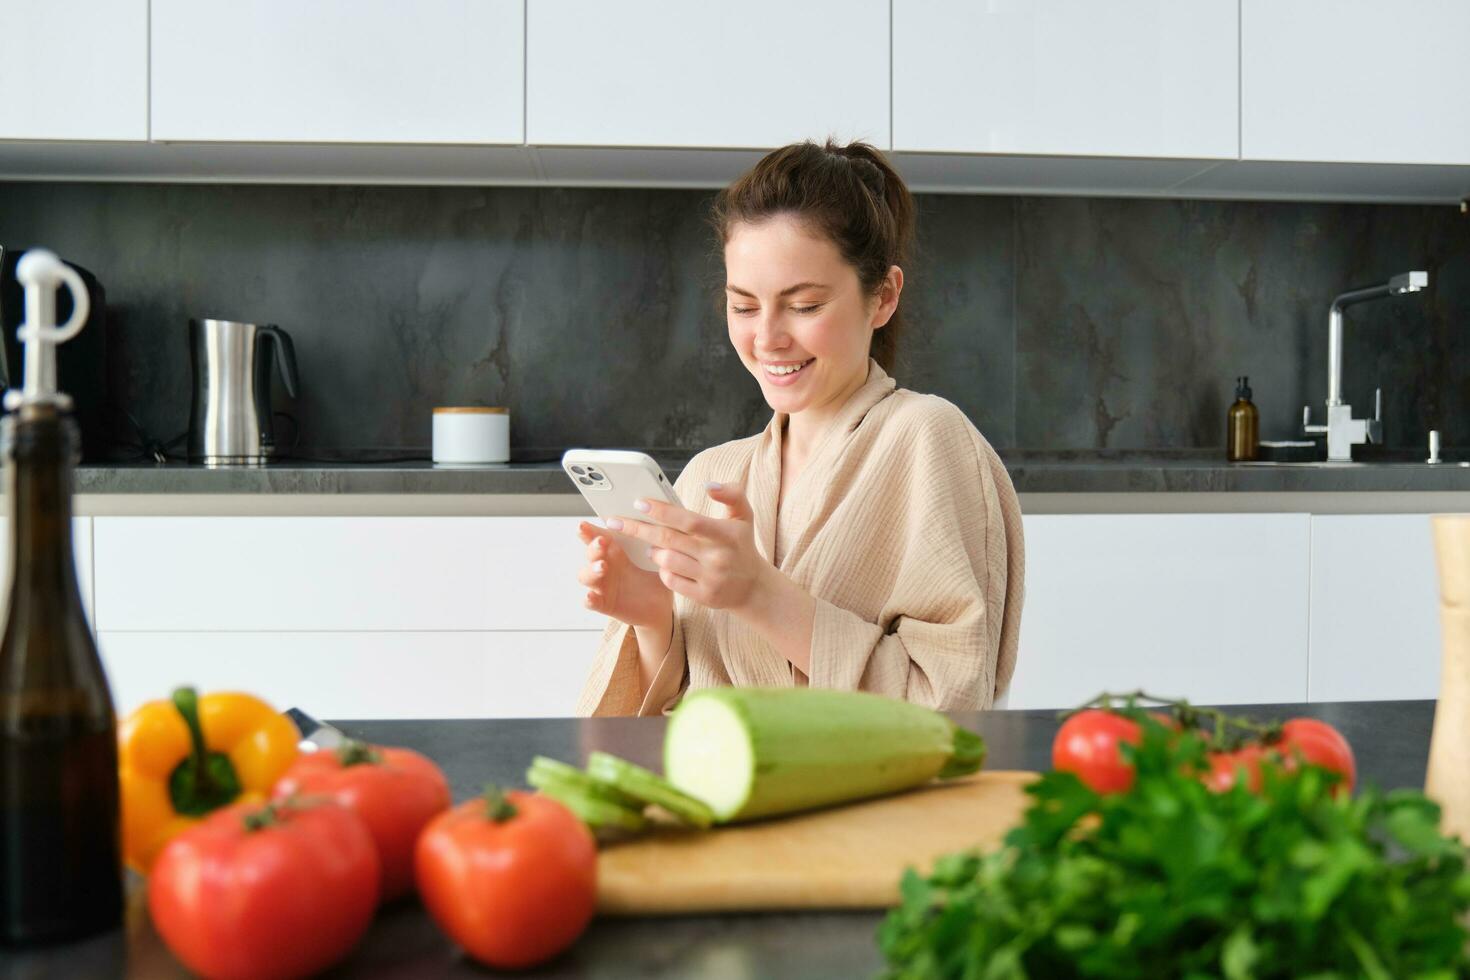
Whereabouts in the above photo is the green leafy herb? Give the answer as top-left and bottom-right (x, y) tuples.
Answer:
(878, 719), (1470, 979)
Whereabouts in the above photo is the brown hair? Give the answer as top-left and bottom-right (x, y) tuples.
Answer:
(710, 139), (916, 373)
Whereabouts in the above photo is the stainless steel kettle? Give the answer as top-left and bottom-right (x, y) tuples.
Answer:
(187, 318), (299, 464)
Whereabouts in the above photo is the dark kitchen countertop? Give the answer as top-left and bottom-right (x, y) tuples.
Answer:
(10, 700), (1438, 979)
(71, 449), (1470, 495)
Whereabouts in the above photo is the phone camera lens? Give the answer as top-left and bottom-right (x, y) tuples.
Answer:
(578, 476), (593, 486)
(587, 470), (602, 480)
(570, 465), (586, 475)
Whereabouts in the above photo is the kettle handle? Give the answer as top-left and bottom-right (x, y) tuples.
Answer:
(257, 324), (299, 399)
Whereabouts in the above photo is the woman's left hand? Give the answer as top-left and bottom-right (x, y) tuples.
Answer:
(609, 482), (770, 613)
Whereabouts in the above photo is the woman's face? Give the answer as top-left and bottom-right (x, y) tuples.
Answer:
(724, 214), (901, 420)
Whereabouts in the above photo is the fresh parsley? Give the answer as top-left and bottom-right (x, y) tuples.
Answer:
(878, 719), (1470, 979)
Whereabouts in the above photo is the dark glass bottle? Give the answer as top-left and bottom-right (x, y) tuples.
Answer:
(1227, 375), (1259, 462)
(0, 274), (122, 944)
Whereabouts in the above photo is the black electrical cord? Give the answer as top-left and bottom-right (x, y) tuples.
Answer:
(111, 408), (187, 463)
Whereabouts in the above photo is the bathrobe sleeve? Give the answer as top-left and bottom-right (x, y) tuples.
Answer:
(804, 409), (1022, 710)
(574, 616), (687, 717)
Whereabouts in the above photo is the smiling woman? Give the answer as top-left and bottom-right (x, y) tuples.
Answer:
(575, 139), (1024, 716)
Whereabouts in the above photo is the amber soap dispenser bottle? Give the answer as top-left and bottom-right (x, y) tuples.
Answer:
(1227, 376), (1260, 462)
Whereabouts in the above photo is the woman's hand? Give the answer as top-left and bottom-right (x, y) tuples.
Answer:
(609, 483), (771, 614)
(576, 522), (672, 630)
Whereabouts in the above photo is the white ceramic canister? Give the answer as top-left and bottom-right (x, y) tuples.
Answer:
(432, 407), (510, 464)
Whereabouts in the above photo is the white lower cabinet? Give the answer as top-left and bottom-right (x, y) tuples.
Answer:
(98, 630), (602, 720)
(1008, 514), (1312, 709)
(93, 516), (599, 632)
(92, 516), (607, 720)
(86, 509), (1453, 718)
(1308, 515), (1441, 702)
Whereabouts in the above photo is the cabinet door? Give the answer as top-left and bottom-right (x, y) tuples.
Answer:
(0, 0), (147, 140)
(93, 516), (602, 632)
(1007, 514), (1310, 709)
(526, 0), (888, 148)
(1242, 0), (1470, 165)
(1308, 515), (1441, 702)
(894, 0), (1237, 158)
(99, 630), (602, 719)
(151, 0), (523, 143)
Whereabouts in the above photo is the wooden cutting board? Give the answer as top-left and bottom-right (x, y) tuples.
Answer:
(596, 770), (1037, 915)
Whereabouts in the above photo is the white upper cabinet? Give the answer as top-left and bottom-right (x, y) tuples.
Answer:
(893, 0), (1238, 159)
(526, 0), (889, 149)
(150, 0), (524, 144)
(0, 0), (147, 140)
(1242, 0), (1470, 165)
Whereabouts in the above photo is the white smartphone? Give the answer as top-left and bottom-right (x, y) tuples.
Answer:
(562, 449), (681, 572)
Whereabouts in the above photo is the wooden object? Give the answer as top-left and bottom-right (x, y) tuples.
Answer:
(596, 771), (1036, 915)
(1429, 517), (1470, 842)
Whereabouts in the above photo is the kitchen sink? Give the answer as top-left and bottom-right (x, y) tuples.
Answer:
(1237, 459), (1470, 468)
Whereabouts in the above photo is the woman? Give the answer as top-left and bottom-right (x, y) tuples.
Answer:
(575, 139), (1024, 716)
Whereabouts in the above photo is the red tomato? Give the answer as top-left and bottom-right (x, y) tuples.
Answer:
(1204, 744), (1267, 793)
(148, 798), (379, 980)
(1052, 710), (1144, 793)
(416, 789), (596, 970)
(1274, 718), (1357, 794)
(273, 742), (451, 901)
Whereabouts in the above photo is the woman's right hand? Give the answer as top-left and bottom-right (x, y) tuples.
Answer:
(577, 521), (672, 629)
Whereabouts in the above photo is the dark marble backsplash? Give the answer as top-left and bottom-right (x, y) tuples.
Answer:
(0, 182), (1466, 458)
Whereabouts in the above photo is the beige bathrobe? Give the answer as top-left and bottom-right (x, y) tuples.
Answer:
(575, 360), (1024, 716)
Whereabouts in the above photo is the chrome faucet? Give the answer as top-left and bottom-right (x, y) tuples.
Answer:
(1303, 270), (1428, 461)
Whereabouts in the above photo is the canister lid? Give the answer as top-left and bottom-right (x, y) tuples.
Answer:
(434, 406), (508, 414)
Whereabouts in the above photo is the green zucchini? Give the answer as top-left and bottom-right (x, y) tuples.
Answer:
(663, 687), (987, 823)
(585, 751), (715, 829)
(527, 755), (643, 809)
(527, 768), (648, 832)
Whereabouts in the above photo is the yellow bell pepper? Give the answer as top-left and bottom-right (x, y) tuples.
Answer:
(118, 687), (299, 872)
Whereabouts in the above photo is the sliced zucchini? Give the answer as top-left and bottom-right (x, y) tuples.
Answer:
(585, 751), (715, 829)
(527, 755), (642, 808)
(528, 769), (648, 832)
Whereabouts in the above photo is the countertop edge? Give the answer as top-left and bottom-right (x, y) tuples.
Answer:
(57, 456), (1470, 514)
(73, 490), (1470, 517)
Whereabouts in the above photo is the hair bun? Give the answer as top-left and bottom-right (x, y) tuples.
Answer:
(847, 154), (887, 200)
